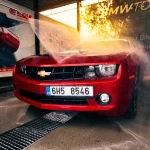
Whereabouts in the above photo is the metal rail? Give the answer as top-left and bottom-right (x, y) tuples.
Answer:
(0, 111), (77, 150)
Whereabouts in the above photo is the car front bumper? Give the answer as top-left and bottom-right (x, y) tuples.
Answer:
(13, 64), (134, 116)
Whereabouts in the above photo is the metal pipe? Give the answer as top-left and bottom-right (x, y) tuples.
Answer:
(77, 1), (81, 32)
(34, 0), (40, 55)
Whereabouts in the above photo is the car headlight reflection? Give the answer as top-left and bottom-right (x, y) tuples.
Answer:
(85, 66), (96, 78)
(19, 65), (26, 74)
(95, 64), (117, 77)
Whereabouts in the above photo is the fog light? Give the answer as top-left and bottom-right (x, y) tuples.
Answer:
(96, 93), (110, 105)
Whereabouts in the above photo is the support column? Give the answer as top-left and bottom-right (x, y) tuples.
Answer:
(34, 0), (40, 55)
(77, 1), (81, 32)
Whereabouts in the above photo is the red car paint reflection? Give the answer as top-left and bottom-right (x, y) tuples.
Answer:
(13, 39), (145, 118)
(0, 27), (20, 53)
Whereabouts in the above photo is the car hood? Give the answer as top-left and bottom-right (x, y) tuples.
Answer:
(18, 52), (129, 66)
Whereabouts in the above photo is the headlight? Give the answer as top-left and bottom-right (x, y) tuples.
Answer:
(19, 65), (26, 74)
(85, 66), (96, 78)
(95, 64), (117, 77)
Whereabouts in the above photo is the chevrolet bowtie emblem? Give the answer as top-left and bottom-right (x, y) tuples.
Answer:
(38, 70), (51, 77)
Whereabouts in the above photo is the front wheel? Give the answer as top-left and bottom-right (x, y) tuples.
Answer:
(124, 66), (141, 119)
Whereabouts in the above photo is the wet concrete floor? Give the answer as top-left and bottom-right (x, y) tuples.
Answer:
(1, 81), (150, 150)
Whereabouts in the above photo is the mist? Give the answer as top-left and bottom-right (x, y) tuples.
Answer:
(28, 18), (150, 77)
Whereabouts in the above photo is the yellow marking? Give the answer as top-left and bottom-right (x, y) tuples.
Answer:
(38, 72), (45, 77)
(38, 71), (51, 77)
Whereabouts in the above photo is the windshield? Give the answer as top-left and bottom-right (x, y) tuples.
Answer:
(72, 40), (130, 51)
(60, 40), (131, 56)
(0, 44), (16, 68)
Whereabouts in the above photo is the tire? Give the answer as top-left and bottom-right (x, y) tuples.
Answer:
(124, 66), (141, 119)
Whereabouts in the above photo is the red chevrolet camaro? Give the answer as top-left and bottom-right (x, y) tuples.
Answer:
(13, 39), (144, 118)
(0, 27), (20, 52)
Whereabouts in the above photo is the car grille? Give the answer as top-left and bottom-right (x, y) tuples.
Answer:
(20, 90), (88, 105)
(25, 66), (88, 81)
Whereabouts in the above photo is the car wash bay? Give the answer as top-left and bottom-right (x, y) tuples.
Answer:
(1, 80), (150, 150)
(1, 0), (150, 150)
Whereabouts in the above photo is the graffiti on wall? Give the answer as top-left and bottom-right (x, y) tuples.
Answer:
(109, 1), (150, 15)
(81, 0), (150, 50)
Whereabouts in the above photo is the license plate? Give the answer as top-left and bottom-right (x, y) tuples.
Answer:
(46, 86), (93, 97)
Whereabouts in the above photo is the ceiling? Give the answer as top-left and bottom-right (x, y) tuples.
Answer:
(8, 0), (80, 12)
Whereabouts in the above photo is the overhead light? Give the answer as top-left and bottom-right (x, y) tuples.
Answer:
(40, 10), (52, 16)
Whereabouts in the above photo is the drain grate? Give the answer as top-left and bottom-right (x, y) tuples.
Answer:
(0, 111), (77, 150)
